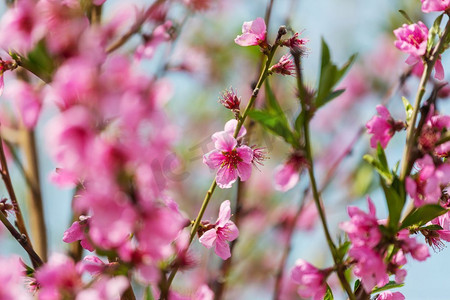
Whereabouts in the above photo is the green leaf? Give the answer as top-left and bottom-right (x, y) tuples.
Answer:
(21, 40), (54, 82)
(352, 163), (374, 197)
(354, 279), (361, 292)
(428, 13), (444, 52)
(315, 39), (356, 109)
(401, 204), (448, 229)
(145, 286), (155, 300)
(294, 110), (306, 134)
(420, 224), (443, 231)
(401, 96), (413, 123)
(265, 81), (284, 116)
(372, 281), (404, 293)
(363, 154), (392, 183)
(248, 110), (298, 147)
(376, 144), (389, 173)
(398, 10), (413, 24)
(380, 176), (405, 230)
(336, 240), (351, 261)
(324, 285), (334, 300)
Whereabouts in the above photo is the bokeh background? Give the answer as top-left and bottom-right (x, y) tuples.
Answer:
(0, 0), (449, 299)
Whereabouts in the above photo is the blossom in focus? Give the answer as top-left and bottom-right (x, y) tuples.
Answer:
(290, 259), (327, 300)
(270, 54), (296, 76)
(234, 17), (267, 47)
(376, 291), (405, 300)
(421, 0), (450, 12)
(203, 122), (253, 188)
(340, 197), (381, 248)
(199, 200), (239, 260)
(219, 87), (241, 111)
(274, 152), (308, 192)
(283, 32), (309, 52)
(394, 22), (428, 58)
(366, 105), (405, 149)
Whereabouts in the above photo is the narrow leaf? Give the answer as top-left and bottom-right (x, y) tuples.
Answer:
(401, 97), (413, 123)
(401, 204), (448, 229)
(398, 10), (413, 24)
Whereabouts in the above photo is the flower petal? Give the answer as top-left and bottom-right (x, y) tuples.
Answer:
(199, 229), (217, 249)
(211, 131), (236, 152)
(216, 165), (237, 189)
(214, 237), (231, 260)
(216, 200), (231, 227)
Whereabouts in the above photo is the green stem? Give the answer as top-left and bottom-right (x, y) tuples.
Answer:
(293, 53), (355, 300)
(399, 18), (450, 180)
(163, 38), (282, 298)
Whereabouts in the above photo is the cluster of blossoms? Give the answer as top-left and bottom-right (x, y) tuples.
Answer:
(0, 0), (218, 298)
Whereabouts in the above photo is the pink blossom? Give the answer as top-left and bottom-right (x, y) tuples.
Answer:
(274, 152), (308, 192)
(199, 200), (239, 260)
(193, 285), (214, 300)
(0, 0), (45, 53)
(348, 246), (389, 293)
(406, 155), (450, 206)
(75, 276), (129, 300)
(397, 229), (430, 261)
(340, 197), (382, 248)
(431, 212), (450, 243)
(376, 291), (405, 300)
(203, 125), (253, 189)
(77, 256), (108, 275)
(35, 253), (82, 300)
(135, 20), (172, 61)
(0, 255), (32, 300)
(366, 105), (404, 149)
(234, 17), (267, 47)
(290, 259), (327, 300)
(410, 56), (445, 81)
(283, 32), (309, 52)
(270, 54), (296, 76)
(394, 22), (428, 58)
(5, 80), (42, 129)
(63, 216), (94, 252)
(219, 87), (241, 110)
(421, 0), (450, 12)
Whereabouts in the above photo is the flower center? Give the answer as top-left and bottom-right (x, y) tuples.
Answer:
(222, 149), (242, 168)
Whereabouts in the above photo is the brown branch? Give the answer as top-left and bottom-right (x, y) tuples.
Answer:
(0, 210), (43, 267)
(21, 128), (47, 261)
(106, 0), (167, 54)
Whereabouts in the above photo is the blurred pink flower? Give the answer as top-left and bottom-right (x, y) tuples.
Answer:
(274, 152), (308, 192)
(0, 255), (32, 300)
(203, 126), (253, 189)
(0, 0), (45, 53)
(340, 197), (382, 248)
(290, 259), (327, 300)
(35, 253), (82, 299)
(199, 200), (239, 260)
(135, 20), (172, 61)
(5, 80), (42, 129)
(75, 276), (129, 300)
(421, 0), (450, 12)
(349, 246), (389, 293)
(366, 105), (404, 149)
(234, 17), (267, 47)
